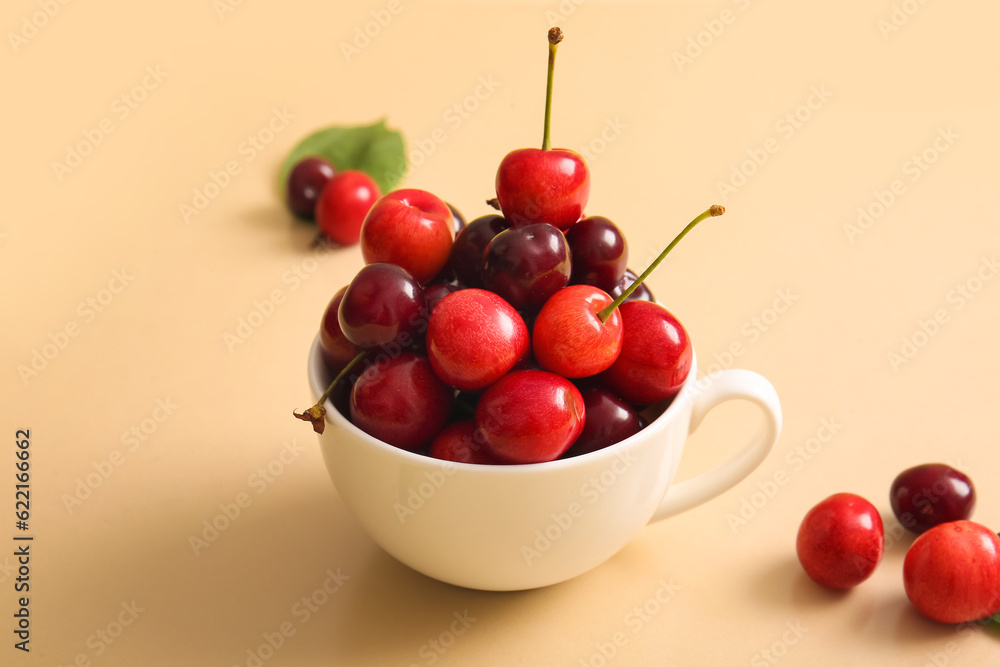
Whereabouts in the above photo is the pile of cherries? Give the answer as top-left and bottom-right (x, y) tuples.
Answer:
(797, 463), (1000, 625)
(291, 27), (723, 465)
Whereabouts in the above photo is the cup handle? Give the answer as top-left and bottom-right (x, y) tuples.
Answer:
(649, 369), (782, 523)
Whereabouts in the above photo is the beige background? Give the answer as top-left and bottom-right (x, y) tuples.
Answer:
(3, 0), (999, 664)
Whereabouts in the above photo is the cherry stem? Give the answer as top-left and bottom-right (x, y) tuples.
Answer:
(294, 350), (367, 434)
(598, 205), (726, 323)
(542, 27), (563, 151)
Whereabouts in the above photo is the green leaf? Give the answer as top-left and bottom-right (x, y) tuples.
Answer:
(278, 119), (406, 196)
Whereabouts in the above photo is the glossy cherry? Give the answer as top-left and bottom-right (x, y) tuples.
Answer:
(350, 353), (453, 452)
(315, 170), (381, 246)
(903, 520), (1000, 623)
(796, 493), (884, 589)
(610, 268), (655, 304)
(360, 188), (455, 284)
(532, 285), (622, 378)
(482, 222), (571, 311)
(566, 215), (628, 292)
(338, 263), (426, 350)
(426, 288), (529, 391)
(495, 28), (589, 230)
(890, 463), (976, 534)
(444, 214), (509, 288)
(319, 286), (362, 375)
(562, 387), (642, 457)
(476, 369), (585, 464)
(602, 300), (691, 406)
(286, 156), (335, 219)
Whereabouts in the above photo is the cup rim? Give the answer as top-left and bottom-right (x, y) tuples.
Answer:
(307, 334), (699, 474)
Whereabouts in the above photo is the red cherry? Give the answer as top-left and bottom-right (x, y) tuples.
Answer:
(495, 148), (589, 230)
(476, 370), (585, 464)
(360, 189), (455, 284)
(315, 170), (381, 246)
(904, 520), (1000, 624)
(429, 421), (501, 465)
(796, 493), (884, 589)
(349, 353), (453, 452)
(426, 288), (529, 391)
(318, 286), (361, 375)
(532, 284), (622, 378)
(601, 300), (692, 406)
(494, 28), (589, 231)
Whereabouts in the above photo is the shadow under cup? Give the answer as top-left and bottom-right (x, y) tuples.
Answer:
(307, 335), (781, 591)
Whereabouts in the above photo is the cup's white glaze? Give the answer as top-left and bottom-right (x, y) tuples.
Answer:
(308, 335), (781, 591)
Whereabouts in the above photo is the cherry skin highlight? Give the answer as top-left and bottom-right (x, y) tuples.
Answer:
(318, 286), (362, 375)
(360, 188), (455, 284)
(426, 288), (529, 391)
(903, 520), (1000, 623)
(601, 300), (692, 406)
(890, 463), (976, 534)
(338, 263), (426, 350)
(475, 369), (585, 464)
(350, 353), (453, 452)
(286, 156), (335, 219)
(482, 222), (571, 311)
(495, 147), (590, 230)
(316, 170), (381, 246)
(532, 284), (622, 378)
(796, 493), (884, 589)
(566, 215), (628, 292)
(562, 387), (642, 458)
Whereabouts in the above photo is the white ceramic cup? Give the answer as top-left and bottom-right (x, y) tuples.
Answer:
(307, 335), (782, 591)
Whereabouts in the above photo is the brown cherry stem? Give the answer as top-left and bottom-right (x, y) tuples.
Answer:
(293, 350), (367, 434)
(597, 204), (726, 323)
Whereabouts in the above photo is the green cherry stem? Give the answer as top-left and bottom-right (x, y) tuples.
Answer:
(597, 204), (726, 323)
(542, 26), (563, 151)
(293, 350), (367, 434)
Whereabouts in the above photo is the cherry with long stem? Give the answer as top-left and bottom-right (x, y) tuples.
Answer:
(294, 350), (367, 434)
(597, 205), (725, 322)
